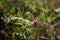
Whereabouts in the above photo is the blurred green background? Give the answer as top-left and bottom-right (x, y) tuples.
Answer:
(0, 0), (60, 40)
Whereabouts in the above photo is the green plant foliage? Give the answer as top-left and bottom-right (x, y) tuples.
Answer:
(0, 0), (60, 40)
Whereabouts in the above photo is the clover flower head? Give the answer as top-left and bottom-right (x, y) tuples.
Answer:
(33, 19), (38, 26)
(55, 36), (60, 40)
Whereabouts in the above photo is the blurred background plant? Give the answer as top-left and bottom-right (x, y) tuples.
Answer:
(0, 0), (60, 40)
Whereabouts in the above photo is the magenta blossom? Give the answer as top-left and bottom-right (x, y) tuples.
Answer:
(33, 19), (38, 26)
(55, 36), (60, 40)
